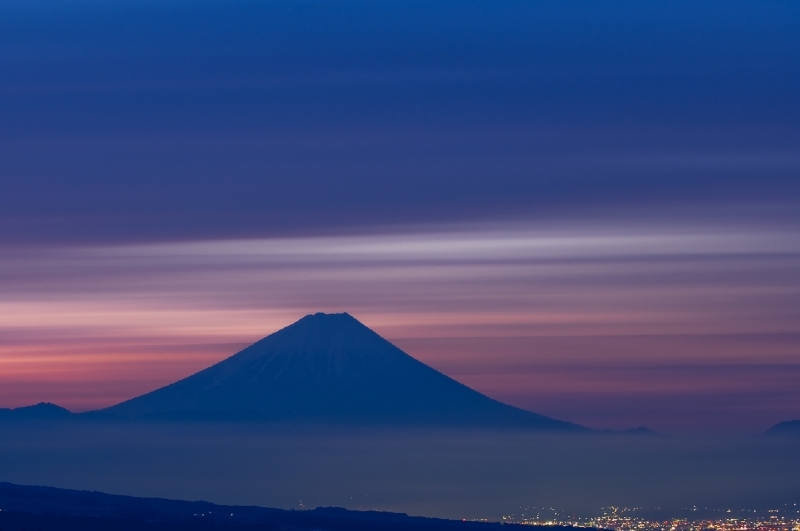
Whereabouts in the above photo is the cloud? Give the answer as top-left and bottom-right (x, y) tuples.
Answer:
(1, 224), (798, 432)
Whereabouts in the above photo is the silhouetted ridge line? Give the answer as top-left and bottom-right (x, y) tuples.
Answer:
(98, 312), (587, 430)
(0, 402), (73, 420)
(0, 481), (575, 531)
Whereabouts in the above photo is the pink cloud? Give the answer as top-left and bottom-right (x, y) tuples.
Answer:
(0, 226), (798, 431)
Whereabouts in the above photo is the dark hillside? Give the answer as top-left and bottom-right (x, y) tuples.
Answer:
(0, 482), (576, 531)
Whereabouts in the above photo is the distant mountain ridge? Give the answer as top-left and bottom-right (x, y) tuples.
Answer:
(0, 481), (568, 531)
(765, 419), (800, 435)
(98, 312), (586, 430)
(0, 402), (72, 420)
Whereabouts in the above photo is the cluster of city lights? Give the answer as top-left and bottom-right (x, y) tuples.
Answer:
(501, 506), (800, 531)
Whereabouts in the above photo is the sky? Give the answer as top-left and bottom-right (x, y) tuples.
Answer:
(1, 0), (799, 434)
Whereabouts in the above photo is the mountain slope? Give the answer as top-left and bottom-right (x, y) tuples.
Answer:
(100, 312), (585, 430)
(765, 419), (800, 436)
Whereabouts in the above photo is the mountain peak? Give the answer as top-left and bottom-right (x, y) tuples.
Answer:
(100, 313), (585, 430)
(0, 402), (73, 420)
(220, 312), (411, 380)
(265, 312), (378, 345)
(299, 311), (357, 323)
(277, 311), (375, 342)
(310, 311), (353, 318)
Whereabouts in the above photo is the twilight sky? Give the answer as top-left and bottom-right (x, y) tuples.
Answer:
(1, 0), (799, 433)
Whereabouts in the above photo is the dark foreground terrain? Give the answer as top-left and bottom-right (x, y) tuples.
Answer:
(0, 482), (551, 531)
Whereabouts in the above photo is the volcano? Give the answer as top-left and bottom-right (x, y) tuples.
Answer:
(100, 312), (584, 430)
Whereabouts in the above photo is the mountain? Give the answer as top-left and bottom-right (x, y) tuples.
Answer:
(99, 312), (585, 430)
(0, 402), (73, 420)
(765, 419), (800, 436)
(0, 481), (569, 531)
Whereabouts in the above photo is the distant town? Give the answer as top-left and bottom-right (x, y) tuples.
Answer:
(503, 506), (800, 531)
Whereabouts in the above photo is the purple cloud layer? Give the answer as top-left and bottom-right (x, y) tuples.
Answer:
(1, 224), (798, 433)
